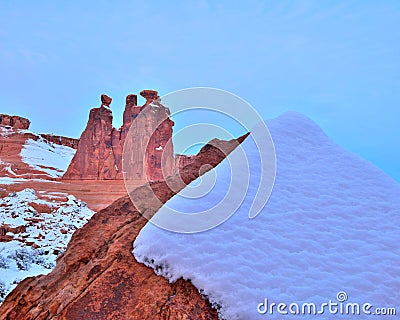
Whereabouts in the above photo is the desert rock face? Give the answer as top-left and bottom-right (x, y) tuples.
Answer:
(39, 134), (79, 149)
(0, 119), (128, 211)
(0, 133), (248, 320)
(63, 104), (116, 180)
(63, 91), (175, 181)
(0, 114), (30, 130)
(174, 154), (195, 175)
(123, 102), (175, 182)
(140, 89), (159, 106)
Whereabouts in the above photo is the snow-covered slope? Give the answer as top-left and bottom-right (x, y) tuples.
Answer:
(134, 112), (400, 319)
(20, 138), (76, 178)
(0, 189), (94, 302)
(0, 126), (76, 185)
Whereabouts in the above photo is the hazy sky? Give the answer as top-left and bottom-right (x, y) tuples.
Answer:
(1, 1), (399, 181)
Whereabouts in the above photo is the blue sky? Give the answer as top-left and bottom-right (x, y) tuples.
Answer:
(0, 1), (399, 181)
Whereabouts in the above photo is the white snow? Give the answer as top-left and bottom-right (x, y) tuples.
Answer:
(155, 145), (163, 151)
(20, 138), (76, 178)
(134, 112), (400, 319)
(0, 126), (30, 137)
(0, 177), (61, 186)
(0, 126), (12, 137)
(0, 177), (30, 185)
(0, 188), (94, 303)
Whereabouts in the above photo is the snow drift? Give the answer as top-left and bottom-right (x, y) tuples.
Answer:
(134, 112), (400, 319)
(20, 138), (76, 178)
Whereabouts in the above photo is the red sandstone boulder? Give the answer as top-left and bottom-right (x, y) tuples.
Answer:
(0, 224), (26, 242)
(100, 94), (112, 107)
(140, 89), (159, 106)
(28, 202), (53, 214)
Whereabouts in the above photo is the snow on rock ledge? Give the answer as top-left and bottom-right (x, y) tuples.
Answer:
(134, 112), (400, 320)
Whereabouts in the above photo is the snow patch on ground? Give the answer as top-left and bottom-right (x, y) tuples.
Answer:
(0, 177), (61, 185)
(20, 138), (76, 178)
(0, 177), (30, 185)
(134, 112), (400, 319)
(0, 188), (94, 303)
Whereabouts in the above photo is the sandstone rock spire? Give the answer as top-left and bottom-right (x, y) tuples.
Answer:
(63, 91), (175, 181)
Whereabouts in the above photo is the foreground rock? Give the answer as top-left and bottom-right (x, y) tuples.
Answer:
(0, 133), (248, 320)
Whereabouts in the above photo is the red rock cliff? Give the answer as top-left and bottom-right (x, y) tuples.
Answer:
(63, 91), (174, 181)
(39, 134), (79, 149)
(0, 114), (30, 130)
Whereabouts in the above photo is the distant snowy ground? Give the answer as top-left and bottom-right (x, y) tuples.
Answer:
(134, 112), (400, 319)
(0, 127), (76, 185)
(0, 189), (94, 303)
(20, 138), (76, 178)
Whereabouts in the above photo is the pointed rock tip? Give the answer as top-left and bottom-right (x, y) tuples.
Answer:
(101, 94), (112, 107)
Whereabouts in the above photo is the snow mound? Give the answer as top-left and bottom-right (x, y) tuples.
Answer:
(0, 188), (94, 303)
(134, 112), (400, 319)
(20, 138), (76, 178)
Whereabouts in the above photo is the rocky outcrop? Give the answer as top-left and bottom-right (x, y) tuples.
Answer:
(0, 133), (249, 320)
(140, 89), (159, 106)
(63, 91), (175, 181)
(0, 224), (27, 242)
(100, 94), (112, 107)
(122, 101), (175, 182)
(39, 134), (79, 149)
(0, 114), (30, 130)
(62, 98), (116, 180)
